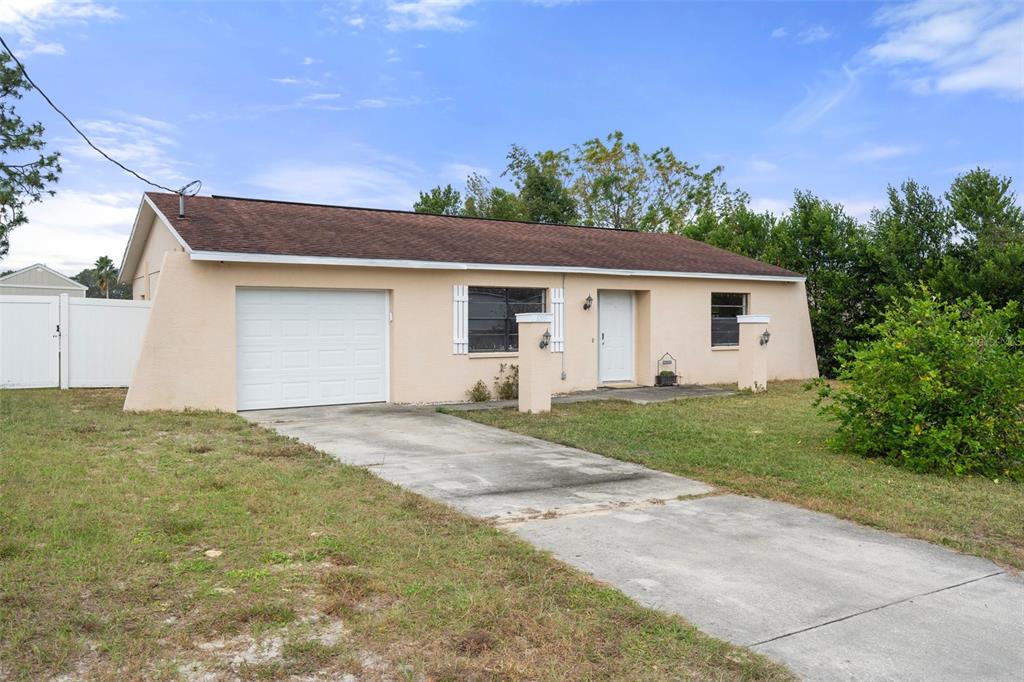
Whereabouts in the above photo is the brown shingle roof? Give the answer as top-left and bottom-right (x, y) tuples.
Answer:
(146, 192), (802, 279)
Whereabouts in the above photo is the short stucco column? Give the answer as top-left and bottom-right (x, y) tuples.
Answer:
(516, 312), (554, 413)
(737, 314), (771, 392)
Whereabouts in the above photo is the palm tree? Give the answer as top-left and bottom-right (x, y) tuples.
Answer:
(93, 255), (116, 299)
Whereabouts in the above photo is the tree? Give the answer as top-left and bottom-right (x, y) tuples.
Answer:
(504, 144), (578, 224)
(72, 260), (131, 299)
(93, 255), (117, 298)
(461, 173), (525, 221)
(516, 131), (745, 232)
(767, 191), (870, 374)
(946, 168), (1024, 249)
(0, 53), (62, 258)
(863, 180), (952, 309)
(934, 169), (1024, 326)
(683, 204), (775, 261)
(413, 184), (462, 216)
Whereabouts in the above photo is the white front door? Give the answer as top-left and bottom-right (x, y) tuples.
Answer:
(598, 290), (634, 383)
(236, 288), (388, 410)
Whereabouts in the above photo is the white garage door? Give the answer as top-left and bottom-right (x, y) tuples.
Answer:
(236, 288), (388, 410)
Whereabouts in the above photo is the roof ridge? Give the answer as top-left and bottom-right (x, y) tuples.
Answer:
(154, 191), (647, 234)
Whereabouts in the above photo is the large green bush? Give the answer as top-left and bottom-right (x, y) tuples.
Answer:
(815, 290), (1023, 480)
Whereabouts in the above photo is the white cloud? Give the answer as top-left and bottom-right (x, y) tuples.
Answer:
(868, 0), (1024, 96)
(748, 159), (778, 174)
(797, 25), (834, 43)
(302, 92), (342, 101)
(833, 198), (880, 222)
(248, 162), (421, 210)
(302, 56), (321, 66)
(844, 144), (914, 163)
(0, 0), (119, 57)
(61, 115), (188, 187)
(2, 191), (138, 273)
(441, 162), (489, 183)
(779, 64), (862, 132)
(346, 15), (365, 28)
(270, 76), (321, 86)
(771, 27), (787, 39)
(386, 0), (474, 31)
(386, 48), (401, 63)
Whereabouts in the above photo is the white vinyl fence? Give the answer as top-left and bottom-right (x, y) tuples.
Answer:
(0, 294), (150, 389)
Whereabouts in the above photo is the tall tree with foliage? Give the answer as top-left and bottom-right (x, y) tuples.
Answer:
(767, 191), (870, 373)
(932, 168), (1024, 326)
(0, 53), (62, 258)
(72, 257), (131, 299)
(504, 144), (579, 224)
(863, 180), (952, 310)
(412, 184), (462, 216)
(93, 255), (117, 299)
(683, 205), (776, 261)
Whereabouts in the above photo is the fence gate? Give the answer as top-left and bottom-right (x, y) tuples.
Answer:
(1, 294), (150, 389)
(0, 295), (60, 388)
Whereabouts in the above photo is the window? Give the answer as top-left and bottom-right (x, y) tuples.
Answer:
(468, 287), (545, 352)
(711, 293), (748, 347)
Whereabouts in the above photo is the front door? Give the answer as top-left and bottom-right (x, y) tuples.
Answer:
(598, 290), (634, 383)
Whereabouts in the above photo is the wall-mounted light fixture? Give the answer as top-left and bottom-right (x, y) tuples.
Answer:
(760, 330), (771, 346)
(540, 330), (552, 349)
(583, 294), (593, 311)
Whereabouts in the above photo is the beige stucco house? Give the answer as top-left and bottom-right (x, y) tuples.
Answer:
(0, 263), (87, 297)
(118, 192), (818, 411)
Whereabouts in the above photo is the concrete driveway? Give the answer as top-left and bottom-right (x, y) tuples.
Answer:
(245, 404), (1024, 682)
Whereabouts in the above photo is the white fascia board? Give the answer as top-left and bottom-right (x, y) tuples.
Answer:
(117, 194), (194, 284)
(0, 282), (86, 291)
(0, 263), (87, 288)
(737, 314), (772, 324)
(188, 250), (806, 283)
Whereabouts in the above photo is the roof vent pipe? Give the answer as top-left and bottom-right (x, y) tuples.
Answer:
(176, 180), (203, 219)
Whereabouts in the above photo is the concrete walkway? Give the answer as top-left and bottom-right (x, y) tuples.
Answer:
(244, 404), (1024, 682)
(441, 383), (734, 411)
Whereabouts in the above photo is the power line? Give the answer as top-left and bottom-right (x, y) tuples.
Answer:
(0, 33), (200, 196)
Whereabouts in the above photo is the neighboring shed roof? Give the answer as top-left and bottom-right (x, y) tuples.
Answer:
(0, 263), (87, 290)
(135, 192), (803, 280)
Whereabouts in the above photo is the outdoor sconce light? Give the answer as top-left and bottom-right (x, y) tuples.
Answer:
(760, 330), (771, 346)
(540, 330), (552, 349)
(583, 294), (593, 310)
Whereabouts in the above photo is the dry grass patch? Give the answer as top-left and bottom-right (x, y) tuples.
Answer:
(1, 388), (790, 681)
(456, 381), (1024, 570)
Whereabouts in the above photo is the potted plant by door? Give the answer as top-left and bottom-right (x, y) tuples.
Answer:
(655, 352), (678, 386)
(656, 369), (678, 386)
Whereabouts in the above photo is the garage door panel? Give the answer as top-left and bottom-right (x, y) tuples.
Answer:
(236, 289), (388, 410)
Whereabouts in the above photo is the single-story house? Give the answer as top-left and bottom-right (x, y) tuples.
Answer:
(118, 192), (818, 411)
(0, 263), (87, 297)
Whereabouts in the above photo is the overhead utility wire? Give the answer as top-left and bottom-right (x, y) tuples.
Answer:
(0, 33), (200, 196)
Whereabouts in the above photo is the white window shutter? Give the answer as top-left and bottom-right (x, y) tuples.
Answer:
(453, 284), (468, 354)
(551, 287), (565, 352)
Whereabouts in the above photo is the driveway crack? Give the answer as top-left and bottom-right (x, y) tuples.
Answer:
(748, 570), (1005, 648)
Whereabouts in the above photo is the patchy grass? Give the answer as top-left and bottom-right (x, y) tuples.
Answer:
(0, 389), (790, 681)
(456, 381), (1024, 571)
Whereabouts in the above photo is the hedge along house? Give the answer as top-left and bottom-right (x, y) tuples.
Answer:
(118, 192), (818, 411)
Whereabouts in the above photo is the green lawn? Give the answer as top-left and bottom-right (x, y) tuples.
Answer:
(456, 382), (1024, 571)
(0, 389), (789, 682)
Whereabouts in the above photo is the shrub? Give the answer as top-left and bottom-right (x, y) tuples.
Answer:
(494, 363), (519, 400)
(466, 380), (491, 402)
(814, 289), (1024, 480)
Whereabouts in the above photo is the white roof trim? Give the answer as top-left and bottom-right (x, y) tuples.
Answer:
(188, 250), (806, 283)
(118, 194), (193, 284)
(0, 263), (87, 289)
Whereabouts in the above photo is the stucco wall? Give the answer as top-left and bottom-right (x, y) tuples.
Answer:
(131, 215), (184, 300)
(125, 252), (818, 411)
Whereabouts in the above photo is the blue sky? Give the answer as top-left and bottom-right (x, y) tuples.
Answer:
(1, 0), (1022, 273)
